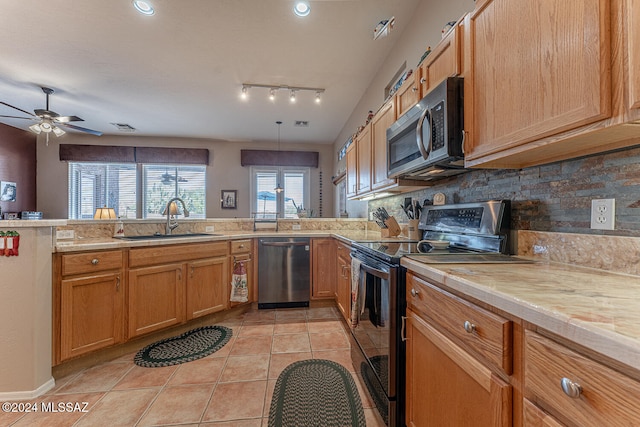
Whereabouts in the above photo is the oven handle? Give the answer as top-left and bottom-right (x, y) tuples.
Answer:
(359, 262), (390, 280)
(401, 316), (408, 341)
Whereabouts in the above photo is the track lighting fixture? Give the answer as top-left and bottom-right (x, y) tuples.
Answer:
(240, 84), (325, 104)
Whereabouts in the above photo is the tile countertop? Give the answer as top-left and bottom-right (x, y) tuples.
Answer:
(53, 230), (386, 252)
(401, 257), (640, 372)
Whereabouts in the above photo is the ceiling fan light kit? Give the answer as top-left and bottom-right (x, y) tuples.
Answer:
(241, 84), (324, 104)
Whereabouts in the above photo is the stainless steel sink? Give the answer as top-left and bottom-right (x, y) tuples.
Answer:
(115, 233), (221, 240)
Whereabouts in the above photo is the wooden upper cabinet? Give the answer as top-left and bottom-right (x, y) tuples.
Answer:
(345, 142), (358, 198)
(628, 0), (640, 110)
(464, 0), (611, 166)
(419, 23), (461, 96)
(371, 99), (397, 190)
(356, 124), (372, 194)
(396, 74), (420, 117)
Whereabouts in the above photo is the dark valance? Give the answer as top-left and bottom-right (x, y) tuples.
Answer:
(240, 149), (319, 167)
(59, 144), (209, 165)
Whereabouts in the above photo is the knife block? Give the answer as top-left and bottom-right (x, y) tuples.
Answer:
(381, 216), (402, 237)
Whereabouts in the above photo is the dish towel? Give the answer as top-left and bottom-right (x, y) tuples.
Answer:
(230, 260), (248, 303)
(350, 257), (362, 328)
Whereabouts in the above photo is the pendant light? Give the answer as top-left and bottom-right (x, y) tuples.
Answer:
(274, 121), (284, 194)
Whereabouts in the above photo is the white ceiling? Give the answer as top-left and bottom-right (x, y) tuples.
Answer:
(0, 0), (421, 145)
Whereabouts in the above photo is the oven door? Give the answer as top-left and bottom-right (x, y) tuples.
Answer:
(351, 253), (398, 397)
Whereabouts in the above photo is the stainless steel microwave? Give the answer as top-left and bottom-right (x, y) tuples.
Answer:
(387, 77), (466, 180)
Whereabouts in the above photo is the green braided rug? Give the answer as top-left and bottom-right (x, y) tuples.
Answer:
(268, 359), (366, 427)
(134, 325), (232, 367)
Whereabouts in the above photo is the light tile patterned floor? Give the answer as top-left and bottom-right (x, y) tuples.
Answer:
(2, 306), (386, 426)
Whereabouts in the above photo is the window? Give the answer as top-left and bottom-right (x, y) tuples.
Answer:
(143, 165), (206, 218)
(68, 163), (136, 219)
(250, 167), (309, 218)
(68, 162), (206, 219)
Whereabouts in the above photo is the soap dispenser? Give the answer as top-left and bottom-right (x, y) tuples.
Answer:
(113, 218), (125, 237)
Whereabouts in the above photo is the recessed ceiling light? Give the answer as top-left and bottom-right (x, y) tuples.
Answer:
(133, 0), (155, 16)
(293, 1), (310, 17)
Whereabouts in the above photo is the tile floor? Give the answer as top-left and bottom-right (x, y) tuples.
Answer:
(2, 306), (386, 427)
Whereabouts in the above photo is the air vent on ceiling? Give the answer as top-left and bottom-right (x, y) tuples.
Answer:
(110, 123), (136, 132)
(294, 120), (309, 127)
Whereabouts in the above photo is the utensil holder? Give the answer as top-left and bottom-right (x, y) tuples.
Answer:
(381, 216), (401, 237)
(407, 219), (421, 240)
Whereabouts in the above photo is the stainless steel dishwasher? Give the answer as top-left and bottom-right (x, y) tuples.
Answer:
(258, 237), (310, 309)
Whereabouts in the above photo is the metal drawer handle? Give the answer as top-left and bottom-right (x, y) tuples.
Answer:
(560, 378), (582, 398)
(401, 316), (408, 342)
(463, 321), (476, 333)
(410, 288), (419, 297)
(91, 258), (99, 265)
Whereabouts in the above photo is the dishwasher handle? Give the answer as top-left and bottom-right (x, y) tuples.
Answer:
(261, 241), (309, 248)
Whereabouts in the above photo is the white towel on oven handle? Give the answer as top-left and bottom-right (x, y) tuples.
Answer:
(350, 257), (364, 328)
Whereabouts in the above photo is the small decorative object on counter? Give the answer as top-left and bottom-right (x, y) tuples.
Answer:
(1, 230), (20, 256)
(433, 192), (446, 205)
(113, 219), (125, 237)
(230, 260), (248, 303)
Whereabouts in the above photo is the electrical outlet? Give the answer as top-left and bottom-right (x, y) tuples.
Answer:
(56, 230), (74, 239)
(292, 224), (301, 230)
(205, 225), (215, 232)
(590, 198), (615, 230)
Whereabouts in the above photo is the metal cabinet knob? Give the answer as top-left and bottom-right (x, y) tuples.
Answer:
(420, 77), (426, 84)
(463, 320), (476, 333)
(410, 288), (419, 297)
(560, 377), (582, 398)
(412, 87), (418, 92)
(91, 259), (99, 265)
(238, 244), (245, 249)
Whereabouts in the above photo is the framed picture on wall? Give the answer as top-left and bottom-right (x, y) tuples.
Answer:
(221, 190), (237, 209)
(1, 181), (17, 202)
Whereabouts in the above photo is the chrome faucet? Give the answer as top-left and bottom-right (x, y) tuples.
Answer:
(164, 197), (189, 235)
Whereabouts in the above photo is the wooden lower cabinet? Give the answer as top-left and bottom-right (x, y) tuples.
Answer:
(128, 263), (185, 338)
(311, 238), (336, 299)
(335, 242), (351, 322)
(522, 399), (564, 427)
(60, 272), (124, 361)
(186, 256), (228, 320)
(405, 308), (512, 427)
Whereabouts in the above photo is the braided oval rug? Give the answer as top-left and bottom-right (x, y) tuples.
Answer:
(268, 359), (366, 427)
(134, 325), (232, 367)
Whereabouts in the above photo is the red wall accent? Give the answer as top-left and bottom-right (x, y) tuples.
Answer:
(0, 123), (37, 214)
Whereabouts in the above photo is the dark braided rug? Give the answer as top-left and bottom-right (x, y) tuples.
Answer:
(134, 325), (232, 367)
(268, 359), (366, 427)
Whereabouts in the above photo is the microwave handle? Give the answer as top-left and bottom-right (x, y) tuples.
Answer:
(415, 107), (432, 160)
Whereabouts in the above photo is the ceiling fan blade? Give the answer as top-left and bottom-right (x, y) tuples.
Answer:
(58, 122), (103, 136)
(0, 114), (38, 121)
(0, 101), (36, 117)
(55, 115), (84, 123)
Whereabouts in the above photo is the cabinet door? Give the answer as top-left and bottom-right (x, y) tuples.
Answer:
(405, 309), (512, 427)
(356, 124), (372, 194)
(465, 0), (611, 163)
(187, 256), (228, 320)
(128, 263), (185, 338)
(311, 238), (336, 299)
(523, 399), (565, 427)
(60, 272), (124, 361)
(629, 0), (640, 110)
(419, 24), (461, 96)
(396, 75), (420, 117)
(371, 100), (397, 190)
(345, 143), (358, 198)
(229, 253), (253, 308)
(335, 253), (351, 322)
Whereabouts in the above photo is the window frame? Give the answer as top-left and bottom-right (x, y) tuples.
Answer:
(249, 166), (310, 218)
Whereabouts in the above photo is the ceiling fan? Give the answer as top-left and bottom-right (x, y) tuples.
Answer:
(0, 86), (102, 144)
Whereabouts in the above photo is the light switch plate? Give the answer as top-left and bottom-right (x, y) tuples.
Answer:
(590, 198), (615, 230)
(56, 230), (74, 239)
(292, 224), (301, 230)
(205, 225), (215, 232)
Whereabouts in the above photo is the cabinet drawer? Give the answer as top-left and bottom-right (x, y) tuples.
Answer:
(230, 239), (252, 254)
(406, 272), (512, 373)
(62, 250), (123, 276)
(129, 242), (227, 267)
(524, 330), (640, 426)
